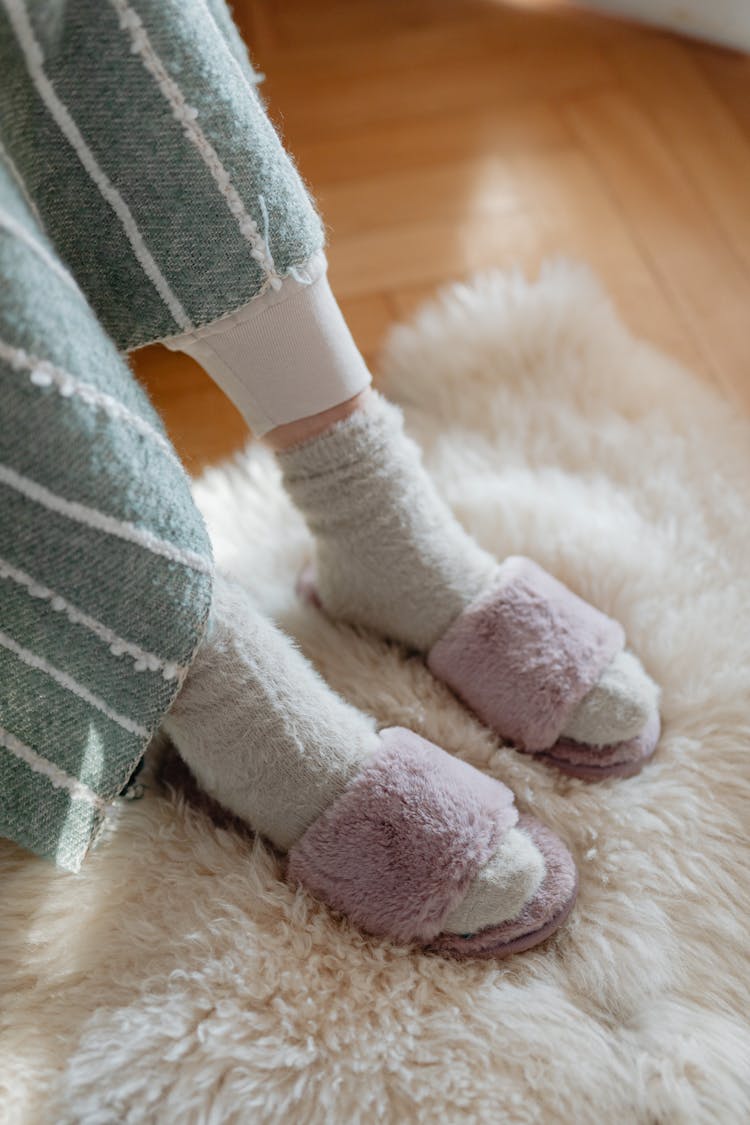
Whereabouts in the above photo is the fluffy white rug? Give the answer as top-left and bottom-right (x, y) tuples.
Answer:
(2, 263), (749, 1124)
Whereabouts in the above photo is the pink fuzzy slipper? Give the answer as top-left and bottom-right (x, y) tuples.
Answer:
(425, 557), (660, 779)
(299, 557), (659, 779)
(287, 727), (577, 959)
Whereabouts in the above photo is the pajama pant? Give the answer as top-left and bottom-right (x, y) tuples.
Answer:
(0, 0), (369, 870)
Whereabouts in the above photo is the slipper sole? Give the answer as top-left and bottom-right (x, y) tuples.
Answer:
(535, 710), (661, 781)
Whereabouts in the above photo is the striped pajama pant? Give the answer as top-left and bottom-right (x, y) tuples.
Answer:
(0, 0), (365, 869)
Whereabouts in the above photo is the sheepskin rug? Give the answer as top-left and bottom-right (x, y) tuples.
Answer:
(2, 263), (749, 1125)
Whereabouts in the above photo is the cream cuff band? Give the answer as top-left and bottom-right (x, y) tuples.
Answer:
(165, 252), (372, 436)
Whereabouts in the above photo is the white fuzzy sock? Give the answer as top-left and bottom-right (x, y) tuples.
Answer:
(163, 575), (378, 851)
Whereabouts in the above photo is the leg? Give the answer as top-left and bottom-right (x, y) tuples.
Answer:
(275, 392), (661, 772)
(0, 0), (577, 953)
(172, 265), (659, 768)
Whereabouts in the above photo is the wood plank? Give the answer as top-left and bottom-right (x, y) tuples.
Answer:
(291, 101), (568, 188)
(262, 2), (505, 58)
(565, 89), (750, 408)
(689, 43), (750, 148)
(256, 0), (488, 51)
(318, 154), (558, 239)
(325, 146), (703, 374)
(131, 348), (249, 473)
(389, 284), (444, 322)
(337, 292), (394, 356)
(262, 42), (614, 140)
(610, 39), (750, 278)
(246, 0), (645, 56)
(230, 0), (279, 58)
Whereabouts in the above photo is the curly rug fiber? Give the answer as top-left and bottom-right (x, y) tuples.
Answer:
(1, 264), (749, 1124)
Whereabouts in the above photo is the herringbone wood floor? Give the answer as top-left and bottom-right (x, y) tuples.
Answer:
(133, 0), (750, 472)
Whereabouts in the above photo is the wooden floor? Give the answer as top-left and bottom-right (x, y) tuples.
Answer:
(133, 0), (750, 472)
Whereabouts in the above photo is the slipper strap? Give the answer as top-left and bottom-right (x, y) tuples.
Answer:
(287, 727), (517, 944)
(427, 556), (624, 752)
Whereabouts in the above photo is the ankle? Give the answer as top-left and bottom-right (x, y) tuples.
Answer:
(264, 388), (374, 452)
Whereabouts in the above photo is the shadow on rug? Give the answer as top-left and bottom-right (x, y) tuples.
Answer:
(1, 263), (749, 1124)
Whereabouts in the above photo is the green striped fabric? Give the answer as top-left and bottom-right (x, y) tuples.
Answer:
(0, 0), (324, 869)
(0, 153), (214, 868)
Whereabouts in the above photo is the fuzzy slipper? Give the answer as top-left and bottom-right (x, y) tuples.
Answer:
(299, 557), (659, 779)
(287, 726), (577, 959)
(425, 557), (660, 778)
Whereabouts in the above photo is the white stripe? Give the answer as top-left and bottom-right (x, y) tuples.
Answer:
(0, 628), (148, 737)
(0, 462), (213, 575)
(0, 724), (108, 810)
(0, 556), (184, 681)
(0, 204), (78, 291)
(0, 338), (183, 472)
(2, 0), (192, 331)
(111, 0), (283, 291)
(0, 138), (44, 228)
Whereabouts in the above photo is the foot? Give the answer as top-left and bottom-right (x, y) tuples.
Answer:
(162, 574), (576, 955)
(278, 392), (660, 770)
